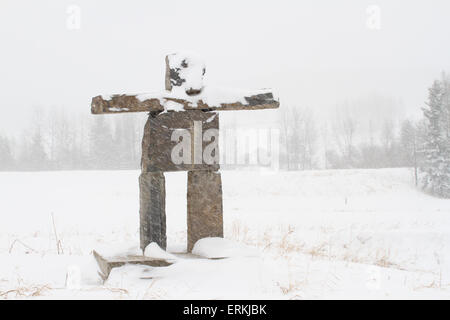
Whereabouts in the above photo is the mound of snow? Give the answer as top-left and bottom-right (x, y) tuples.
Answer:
(192, 237), (260, 259)
(144, 242), (177, 261)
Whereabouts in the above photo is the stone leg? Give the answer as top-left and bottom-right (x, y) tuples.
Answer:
(187, 170), (223, 252)
(139, 172), (166, 251)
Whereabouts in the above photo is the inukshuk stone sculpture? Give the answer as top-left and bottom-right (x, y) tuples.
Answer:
(91, 52), (279, 255)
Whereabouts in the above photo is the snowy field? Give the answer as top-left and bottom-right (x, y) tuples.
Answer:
(1, 168), (450, 299)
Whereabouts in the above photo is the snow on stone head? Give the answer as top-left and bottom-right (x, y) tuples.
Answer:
(166, 52), (206, 96)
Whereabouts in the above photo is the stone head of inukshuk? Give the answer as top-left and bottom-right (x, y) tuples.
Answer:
(165, 53), (206, 96)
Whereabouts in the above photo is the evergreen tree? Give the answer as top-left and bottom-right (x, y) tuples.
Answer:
(399, 120), (417, 165)
(22, 125), (48, 171)
(113, 117), (127, 169)
(420, 78), (450, 197)
(399, 119), (419, 184)
(380, 120), (397, 167)
(89, 116), (114, 169)
(31, 127), (48, 170)
(0, 134), (14, 170)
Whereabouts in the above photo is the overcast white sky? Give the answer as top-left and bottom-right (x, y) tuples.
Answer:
(1, 0), (449, 134)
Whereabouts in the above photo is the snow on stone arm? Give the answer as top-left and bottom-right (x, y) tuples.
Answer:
(91, 93), (165, 114)
(91, 87), (279, 114)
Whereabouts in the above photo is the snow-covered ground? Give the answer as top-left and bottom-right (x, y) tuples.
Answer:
(1, 168), (449, 299)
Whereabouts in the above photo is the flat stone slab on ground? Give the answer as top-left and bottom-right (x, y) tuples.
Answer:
(93, 250), (174, 281)
(93, 250), (226, 281)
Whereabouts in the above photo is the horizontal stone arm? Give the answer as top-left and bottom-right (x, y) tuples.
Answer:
(166, 92), (279, 111)
(91, 95), (164, 114)
(91, 91), (279, 114)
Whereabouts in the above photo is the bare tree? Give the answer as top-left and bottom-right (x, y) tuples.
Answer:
(333, 106), (357, 168)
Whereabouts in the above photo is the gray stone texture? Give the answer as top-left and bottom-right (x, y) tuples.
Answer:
(187, 170), (224, 252)
(139, 172), (166, 251)
(141, 110), (220, 173)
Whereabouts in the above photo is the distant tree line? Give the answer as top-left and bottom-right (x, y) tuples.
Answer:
(279, 105), (421, 172)
(0, 110), (145, 171)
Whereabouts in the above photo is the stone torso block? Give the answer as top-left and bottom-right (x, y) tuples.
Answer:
(141, 110), (220, 172)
